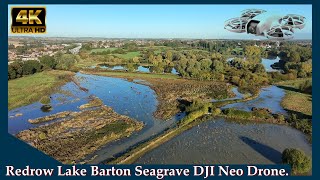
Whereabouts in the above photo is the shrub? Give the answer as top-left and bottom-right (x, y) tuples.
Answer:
(212, 108), (221, 115)
(282, 148), (311, 175)
(39, 96), (51, 105)
(299, 79), (312, 94)
(222, 108), (252, 119)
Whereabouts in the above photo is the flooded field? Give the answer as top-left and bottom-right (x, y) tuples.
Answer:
(8, 72), (183, 163)
(8, 71), (309, 165)
(222, 86), (287, 114)
(135, 118), (311, 164)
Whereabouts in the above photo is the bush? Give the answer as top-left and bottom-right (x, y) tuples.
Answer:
(40, 55), (57, 69)
(299, 79), (312, 94)
(22, 60), (43, 75)
(222, 108), (252, 119)
(212, 108), (221, 115)
(282, 148), (311, 175)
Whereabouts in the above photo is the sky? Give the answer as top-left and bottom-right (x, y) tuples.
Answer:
(8, 5), (312, 39)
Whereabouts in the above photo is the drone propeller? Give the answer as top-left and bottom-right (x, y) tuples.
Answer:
(240, 9), (266, 19)
(279, 14), (306, 29)
(265, 25), (294, 40)
(224, 17), (249, 33)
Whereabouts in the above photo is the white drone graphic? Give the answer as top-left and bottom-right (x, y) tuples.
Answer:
(224, 9), (306, 40)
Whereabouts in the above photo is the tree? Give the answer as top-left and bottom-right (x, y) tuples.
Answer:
(8, 65), (16, 80)
(132, 57), (140, 64)
(8, 61), (23, 79)
(290, 51), (301, 62)
(212, 60), (224, 73)
(199, 58), (212, 71)
(165, 51), (173, 61)
(211, 52), (223, 61)
(244, 46), (261, 57)
(55, 54), (77, 70)
(253, 64), (266, 73)
(22, 60), (42, 75)
(282, 148), (311, 175)
(148, 54), (155, 64)
(40, 55), (57, 69)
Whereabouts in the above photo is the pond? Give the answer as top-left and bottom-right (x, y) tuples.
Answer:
(261, 56), (281, 72)
(135, 118), (311, 164)
(95, 64), (180, 75)
(222, 86), (287, 114)
(8, 73), (184, 163)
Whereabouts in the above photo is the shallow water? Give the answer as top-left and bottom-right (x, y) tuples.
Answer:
(135, 119), (311, 164)
(8, 72), (184, 163)
(8, 82), (89, 134)
(222, 86), (287, 114)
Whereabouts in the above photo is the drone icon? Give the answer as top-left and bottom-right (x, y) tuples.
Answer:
(224, 9), (306, 40)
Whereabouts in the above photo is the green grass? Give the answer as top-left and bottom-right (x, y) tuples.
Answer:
(8, 70), (74, 110)
(90, 48), (118, 53)
(114, 51), (141, 60)
(276, 78), (312, 117)
(84, 70), (178, 80)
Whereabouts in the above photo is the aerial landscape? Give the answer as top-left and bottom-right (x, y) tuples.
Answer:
(8, 5), (312, 175)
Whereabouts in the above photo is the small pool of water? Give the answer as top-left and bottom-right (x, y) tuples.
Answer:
(261, 56), (281, 72)
(135, 119), (311, 164)
(227, 56), (281, 72)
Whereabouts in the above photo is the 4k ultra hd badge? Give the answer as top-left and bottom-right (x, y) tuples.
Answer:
(11, 7), (46, 34)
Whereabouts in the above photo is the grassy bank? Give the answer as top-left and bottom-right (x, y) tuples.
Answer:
(8, 70), (74, 110)
(82, 70), (178, 80)
(275, 78), (312, 141)
(276, 78), (312, 117)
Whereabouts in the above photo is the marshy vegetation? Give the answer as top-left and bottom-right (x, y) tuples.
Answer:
(17, 99), (143, 164)
(85, 70), (233, 120)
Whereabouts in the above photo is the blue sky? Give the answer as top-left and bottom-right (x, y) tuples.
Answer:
(8, 5), (312, 39)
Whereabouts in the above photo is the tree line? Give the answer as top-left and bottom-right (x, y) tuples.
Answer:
(8, 52), (79, 80)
